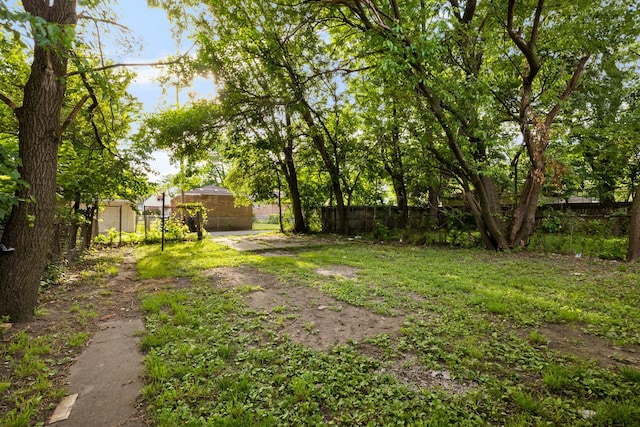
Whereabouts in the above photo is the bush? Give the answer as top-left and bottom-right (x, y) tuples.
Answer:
(541, 210), (565, 233)
(373, 222), (388, 241)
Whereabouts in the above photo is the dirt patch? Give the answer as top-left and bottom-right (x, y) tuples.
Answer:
(536, 323), (640, 369)
(315, 265), (359, 279)
(379, 354), (476, 395)
(260, 251), (298, 257)
(213, 234), (329, 252)
(208, 266), (403, 351)
(138, 276), (191, 291)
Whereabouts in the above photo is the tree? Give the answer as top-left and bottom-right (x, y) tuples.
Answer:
(0, 2), (152, 321)
(136, 99), (222, 199)
(564, 57), (639, 205)
(57, 63), (148, 259)
(314, 0), (639, 248)
(0, 1), (83, 321)
(0, 29), (29, 224)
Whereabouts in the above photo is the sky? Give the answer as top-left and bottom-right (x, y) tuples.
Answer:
(105, 0), (217, 179)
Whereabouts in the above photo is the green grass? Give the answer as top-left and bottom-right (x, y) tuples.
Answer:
(136, 237), (640, 426)
(253, 222), (281, 230)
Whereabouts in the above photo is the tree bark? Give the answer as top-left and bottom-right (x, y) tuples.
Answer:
(628, 184), (640, 262)
(382, 121), (408, 229)
(280, 158), (307, 234)
(427, 185), (440, 230)
(66, 199), (81, 261)
(299, 106), (349, 234)
(281, 111), (307, 234)
(0, 1), (78, 322)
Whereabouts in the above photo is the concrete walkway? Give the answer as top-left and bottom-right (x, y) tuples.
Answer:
(208, 229), (274, 237)
(53, 318), (145, 427)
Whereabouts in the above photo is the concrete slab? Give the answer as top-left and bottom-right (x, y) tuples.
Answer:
(54, 318), (145, 427)
(208, 229), (273, 237)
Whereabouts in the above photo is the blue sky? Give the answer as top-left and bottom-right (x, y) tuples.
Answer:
(108, 0), (217, 178)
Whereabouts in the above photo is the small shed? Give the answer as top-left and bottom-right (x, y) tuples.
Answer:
(98, 200), (137, 234)
(172, 185), (253, 231)
(142, 194), (172, 216)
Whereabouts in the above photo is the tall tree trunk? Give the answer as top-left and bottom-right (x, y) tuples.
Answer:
(66, 199), (81, 261)
(282, 111), (307, 234)
(465, 175), (509, 250)
(382, 122), (408, 229)
(299, 106), (348, 234)
(79, 206), (96, 253)
(428, 184), (440, 230)
(510, 155), (545, 247)
(628, 184), (640, 262)
(390, 174), (408, 229)
(0, 0), (77, 321)
(280, 162), (306, 234)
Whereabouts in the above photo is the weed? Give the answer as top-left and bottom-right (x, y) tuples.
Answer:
(67, 332), (89, 348)
(272, 305), (286, 314)
(14, 354), (47, 378)
(33, 307), (49, 317)
(529, 330), (548, 345)
(594, 399), (640, 426)
(31, 374), (52, 393)
(485, 299), (509, 315)
(620, 367), (640, 383)
(510, 390), (542, 414)
(304, 321), (319, 335)
(543, 363), (583, 393)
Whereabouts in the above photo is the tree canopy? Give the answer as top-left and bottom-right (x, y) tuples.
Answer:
(2, 0), (639, 321)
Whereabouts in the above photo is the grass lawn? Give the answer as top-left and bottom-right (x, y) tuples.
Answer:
(135, 236), (640, 426)
(253, 222), (281, 231)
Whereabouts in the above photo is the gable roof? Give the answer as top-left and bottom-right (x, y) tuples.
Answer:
(184, 185), (233, 197)
(142, 195), (172, 208)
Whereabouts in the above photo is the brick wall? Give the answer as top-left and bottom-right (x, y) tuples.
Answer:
(173, 194), (253, 231)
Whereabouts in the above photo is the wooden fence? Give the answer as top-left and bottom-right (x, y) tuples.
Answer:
(321, 202), (633, 234)
(321, 206), (434, 234)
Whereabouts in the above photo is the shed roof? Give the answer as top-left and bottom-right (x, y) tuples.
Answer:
(184, 185), (233, 197)
(142, 195), (172, 208)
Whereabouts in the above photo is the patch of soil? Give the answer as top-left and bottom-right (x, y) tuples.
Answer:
(315, 265), (359, 279)
(379, 354), (476, 395)
(260, 251), (298, 257)
(214, 233), (331, 253)
(535, 323), (640, 369)
(208, 266), (404, 351)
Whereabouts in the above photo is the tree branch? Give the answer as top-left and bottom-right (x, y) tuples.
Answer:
(58, 94), (89, 136)
(545, 54), (590, 127)
(0, 92), (18, 111)
(65, 57), (185, 78)
(77, 12), (130, 31)
(506, 0), (540, 81)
